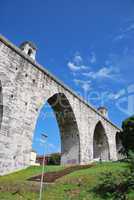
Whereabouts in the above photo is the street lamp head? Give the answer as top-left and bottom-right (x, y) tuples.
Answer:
(41, 133), (48, 138)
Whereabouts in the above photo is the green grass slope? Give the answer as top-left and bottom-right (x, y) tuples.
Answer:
(0, 165), (64, 200)
(45, 162), (131, 200)
(0, 162), (133, 200)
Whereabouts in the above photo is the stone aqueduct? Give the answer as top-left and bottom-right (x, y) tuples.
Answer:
(0, 35), (121, 175)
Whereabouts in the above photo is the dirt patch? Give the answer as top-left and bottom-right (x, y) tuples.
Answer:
(28, 164), (95, 183)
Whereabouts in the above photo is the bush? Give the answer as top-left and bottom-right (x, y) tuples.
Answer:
(93, 151), (134, 200)
(47, 153), (61, 165)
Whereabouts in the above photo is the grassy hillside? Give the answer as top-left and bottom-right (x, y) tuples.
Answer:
(45, 162), (133, 200)
(0, 165), (64, 200)
(0, 162), (133, 200)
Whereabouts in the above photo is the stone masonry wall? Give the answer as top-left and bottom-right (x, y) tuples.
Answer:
(0, 35), (120, 175)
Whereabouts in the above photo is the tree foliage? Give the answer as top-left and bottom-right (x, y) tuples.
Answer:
(93, 151), (134, 200)
(119, 115), (134, 156)
(47, 153), (61, 165)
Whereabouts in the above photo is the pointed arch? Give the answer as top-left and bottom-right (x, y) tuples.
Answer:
(35, 92), (80, 165)
(93, 121), (110, 161)
(116, 132), (122, 160)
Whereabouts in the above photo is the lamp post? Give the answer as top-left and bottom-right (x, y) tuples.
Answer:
(39, 133), (48, 200)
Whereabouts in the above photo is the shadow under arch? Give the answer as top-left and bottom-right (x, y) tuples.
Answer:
(116, 132), (123, 160)
(93, 121), (110, 161)
(38, 92), (80, 165)
(0, 81), (3, 129)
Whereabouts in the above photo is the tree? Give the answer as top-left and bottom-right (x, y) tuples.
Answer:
(119, 115), (134, 156)
(48, 153), (61, 165)
(93, 151), (134, 200)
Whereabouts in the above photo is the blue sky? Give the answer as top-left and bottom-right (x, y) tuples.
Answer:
(1, 0), (134, 154)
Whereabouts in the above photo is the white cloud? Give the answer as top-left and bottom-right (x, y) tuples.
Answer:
(35, 138), (46, 144)
(108, 89), (125, 100)
(113, 22), (134, 42)
(81, 82), (92, 92)
(96, 67), (113, 78)
(68, 51), (122, 94)
(82, 66), (120, 80)
(47, 143), (61, 153)
(105, 51), (134, 83)
(67, 53), (89, 72)
(73, 79), (91, 85)
(89, 52), (96, 64)
(73, 79), (92, 92)
(67, 62), (88, 72)
(73, 55), (83, 64)
(125, 23), (134, 32)
(113, 34), (125, 41)
(47, 143), (56, 149)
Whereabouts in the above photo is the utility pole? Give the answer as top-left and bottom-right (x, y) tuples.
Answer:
(39, 133), (48, 200)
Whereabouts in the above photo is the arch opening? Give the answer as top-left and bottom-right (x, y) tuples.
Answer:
(33, 93), (80, 165)
(116, 132), (122, 160)
(28, 48), (33, 56)
(0, 81), (3, 129)
(93, 122), (110, 161)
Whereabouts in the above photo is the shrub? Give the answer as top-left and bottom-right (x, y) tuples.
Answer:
(93, 151), (134, 200)
(47, 153), (61, 165)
